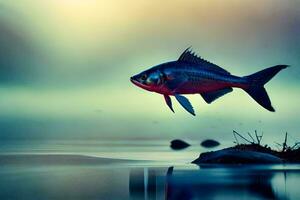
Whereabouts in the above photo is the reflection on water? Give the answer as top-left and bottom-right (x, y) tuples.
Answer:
(164, 166), (282, 200)
(129, 168), (159, 200)
(129, 165), (300, 200)
(1, 160), (300, 199)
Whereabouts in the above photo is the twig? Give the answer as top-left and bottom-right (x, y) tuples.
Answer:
(282, 132), (288, 152)
(275, 142), (282, 147)
(254, 130), (263, 145)
(233, 131), (239, 145)
(291, 142), (300, 150)
(255, 131), (259, 144)
(247, 132), (255, 143)
(233, 130), (252, 144)
(260, 132), (264, 143)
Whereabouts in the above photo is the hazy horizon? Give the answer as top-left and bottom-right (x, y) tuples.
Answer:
(0, 0), (299, 143)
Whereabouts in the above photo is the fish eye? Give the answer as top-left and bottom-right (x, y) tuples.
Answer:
(141, 74), (147, 80)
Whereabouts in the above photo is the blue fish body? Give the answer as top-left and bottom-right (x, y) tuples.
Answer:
(131, 48), (288, 115)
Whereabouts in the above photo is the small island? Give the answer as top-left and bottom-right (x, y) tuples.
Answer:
(193, 131), (300, 164)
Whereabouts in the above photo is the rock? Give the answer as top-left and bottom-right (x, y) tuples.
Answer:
(201, 139), (220, 148)
(192, 149), (283, 164)
(170, 139), (190, 150)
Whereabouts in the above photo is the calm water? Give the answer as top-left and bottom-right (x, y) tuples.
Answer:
(0, 140), (300, 200)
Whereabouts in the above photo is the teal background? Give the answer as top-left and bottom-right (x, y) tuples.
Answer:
(0, 0), (299, 143)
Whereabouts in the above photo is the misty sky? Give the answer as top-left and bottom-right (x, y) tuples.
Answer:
(0, 0), (299, 143)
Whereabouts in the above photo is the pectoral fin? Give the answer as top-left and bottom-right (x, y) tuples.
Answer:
(200, 87), (233, 104)
(175, 94), (195, 116)
(164, 95), (174, 113)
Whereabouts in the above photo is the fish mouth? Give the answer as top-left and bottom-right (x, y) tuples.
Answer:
(130, 76), (143, 87)
(130, 76), (150, 90)
(130, 77), (139, 85)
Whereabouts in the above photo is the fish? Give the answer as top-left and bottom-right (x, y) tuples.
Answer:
(130, 48), (288, 116)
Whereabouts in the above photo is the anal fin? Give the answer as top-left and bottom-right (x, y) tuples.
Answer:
(201, 87), (233, 104)
(164, 95), (174, 113)
(175, 94), (195, 116)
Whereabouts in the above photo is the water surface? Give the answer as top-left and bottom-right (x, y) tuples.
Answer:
(0, 140), (299, 200)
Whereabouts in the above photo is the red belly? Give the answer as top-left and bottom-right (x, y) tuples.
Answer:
(154, 81), (248, 95)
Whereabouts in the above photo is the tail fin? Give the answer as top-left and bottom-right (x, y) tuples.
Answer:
(244, 65), (288, 112)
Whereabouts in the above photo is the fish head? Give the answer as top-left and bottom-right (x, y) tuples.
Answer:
(130, 68), (165, 92)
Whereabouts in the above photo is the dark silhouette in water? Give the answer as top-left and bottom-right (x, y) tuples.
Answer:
(170, 139), (190, 150)
(131, 47), (288, 115)
(201, 139), (220, 148)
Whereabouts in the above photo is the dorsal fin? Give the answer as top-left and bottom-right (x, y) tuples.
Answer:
(178, 47), (230, 75)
